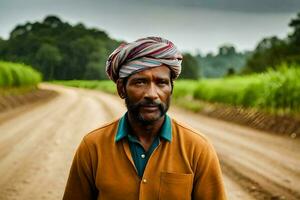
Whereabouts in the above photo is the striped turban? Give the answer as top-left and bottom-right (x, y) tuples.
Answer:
(106, 37), (182, 83)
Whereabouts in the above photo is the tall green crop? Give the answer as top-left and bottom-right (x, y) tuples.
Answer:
(54, 64), (300, 115)
(0, 61), (42, 87)
(54, 80), (116, 94)
(193, 64), (300, 113)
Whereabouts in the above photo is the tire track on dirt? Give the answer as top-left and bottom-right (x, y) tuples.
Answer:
(1, 84), (299, 200)
(170, 107), (300, 200)
(0, 86), (83, 199)
(220, 156), (300, 200)
(0, 88), (78, 161)
(10, 93), (111, 200)
(0, 85), (113, 200)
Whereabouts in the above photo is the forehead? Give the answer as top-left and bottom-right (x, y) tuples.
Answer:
(128, 66), (171, 80)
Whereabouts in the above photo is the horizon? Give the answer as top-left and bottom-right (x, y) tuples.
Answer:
(0, 0), (299, 54)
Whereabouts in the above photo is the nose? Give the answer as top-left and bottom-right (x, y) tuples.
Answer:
(144, 83), (159, 100)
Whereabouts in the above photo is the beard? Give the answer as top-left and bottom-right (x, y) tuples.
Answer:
(125, 96), (170, 125)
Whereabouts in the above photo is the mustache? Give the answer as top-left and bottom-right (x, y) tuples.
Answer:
(138, 100), (161, 107)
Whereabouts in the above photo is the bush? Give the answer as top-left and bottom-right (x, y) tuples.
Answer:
(0, 61), (42, 87)
(193, 64), (300, 113)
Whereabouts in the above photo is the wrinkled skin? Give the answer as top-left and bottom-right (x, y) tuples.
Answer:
(117, 65), (172, 125)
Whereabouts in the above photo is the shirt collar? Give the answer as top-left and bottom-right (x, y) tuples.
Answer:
(115, 113), (172, 142)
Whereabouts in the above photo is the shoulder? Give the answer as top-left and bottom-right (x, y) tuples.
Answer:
(83, 118), (120, 145)
(170, 117), (221, 176)
(172, 118), (210, 143)
(171, 118), (215, 153)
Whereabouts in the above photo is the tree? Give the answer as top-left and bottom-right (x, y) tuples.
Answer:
(36, 43), (62, 80)
(0, 37), (6, 55)
(218, 45), (236, 56)
(226, 68), (235, 76)
(84, 41), (109, 80)
(289, 12), (300, 46)
(43, 15), (63, 28)
(197, 44), (249, 78)
(0, 15), (120, 80)
(243, 36), (287, 73)
(180, 53), (201, 79)
(84, 62), (102, 80)
(243, 12), (300, 74)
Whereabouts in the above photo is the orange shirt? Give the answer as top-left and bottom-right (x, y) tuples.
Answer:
(63, 117), (227, 200)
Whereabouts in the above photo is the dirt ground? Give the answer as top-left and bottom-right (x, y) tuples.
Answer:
(0, 83), (299, 200)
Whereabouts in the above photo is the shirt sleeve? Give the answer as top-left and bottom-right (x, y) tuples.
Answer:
(63, 138), (98, 200)
(192, 141), (227, 200)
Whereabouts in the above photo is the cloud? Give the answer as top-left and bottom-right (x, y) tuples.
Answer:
(137, 0), (300, 13)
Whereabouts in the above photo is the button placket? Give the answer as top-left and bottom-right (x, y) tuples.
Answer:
(138, 142), (162, 200)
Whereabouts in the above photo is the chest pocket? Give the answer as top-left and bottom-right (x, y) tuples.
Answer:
(159, 172), (193, 200)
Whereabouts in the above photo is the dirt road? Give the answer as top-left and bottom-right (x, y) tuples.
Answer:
(0, 84), (299, 200)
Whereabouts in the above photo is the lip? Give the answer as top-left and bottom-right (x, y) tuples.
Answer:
(141, 106), (159, 111)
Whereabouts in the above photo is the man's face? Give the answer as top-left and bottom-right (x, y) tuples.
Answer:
(121, 66), (172, 125)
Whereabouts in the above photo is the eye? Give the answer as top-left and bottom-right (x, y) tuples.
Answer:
(157, 79), (169, 86)
(134, 79), (145, 86)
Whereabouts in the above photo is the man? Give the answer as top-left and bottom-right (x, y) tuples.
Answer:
(63, 37), (227, 200)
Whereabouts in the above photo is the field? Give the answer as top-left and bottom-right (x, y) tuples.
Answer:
(54, 80), (116, 94)
(55, 64), (300, 116)
(193, 64), (300, 115)
(0, 61), (42, 87)
(0, 61), (42, 95)
(1, 84), (299, 200)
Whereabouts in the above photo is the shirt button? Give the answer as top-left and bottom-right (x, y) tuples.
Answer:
(142, 178), (147, 183)
(141, 154), (146, 158)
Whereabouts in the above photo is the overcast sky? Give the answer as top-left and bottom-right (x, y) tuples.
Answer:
(0, 0), (299, 54)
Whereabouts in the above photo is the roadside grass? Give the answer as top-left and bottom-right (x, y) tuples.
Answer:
(171, 80), (204, 112)
(53, 64), (300, 116)
(0, 61), (42, 96)
(0, 86), (39, 96)
(53, 80), (116, 94)
(193, 64), (300, 115)
(53, 79), (201, 111)
(0, 61), (42, 87)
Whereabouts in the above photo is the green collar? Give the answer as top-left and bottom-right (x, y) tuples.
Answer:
(115, 113), (172, 142)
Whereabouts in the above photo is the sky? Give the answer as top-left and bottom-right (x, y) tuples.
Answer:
(0, 0), (299, 54)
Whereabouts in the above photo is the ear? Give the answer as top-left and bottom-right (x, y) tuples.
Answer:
(116, 79), (126, 99)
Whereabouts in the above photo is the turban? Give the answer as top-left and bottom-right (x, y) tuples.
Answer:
(106, 37), (182, 82)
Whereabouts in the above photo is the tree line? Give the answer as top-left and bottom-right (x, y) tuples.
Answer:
(0, 16), (121, 80)
(194, 11), (300, 77)
(0, 15), (201, 80)
(196, 45), (251, 78)
(0, 12), (299, 80)
(243, 12), (300, 73)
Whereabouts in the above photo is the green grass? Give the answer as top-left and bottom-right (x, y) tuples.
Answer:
(53, 64), (300, 116)
(53, 80), (116, 94)
(0, 61), (42, 87)
(54, 79), (204, 112)
(0, 61), (42, 96)
(193, 64), (300, 114)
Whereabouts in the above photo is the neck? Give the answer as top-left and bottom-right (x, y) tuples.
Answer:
(127, 113), (165, 142)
